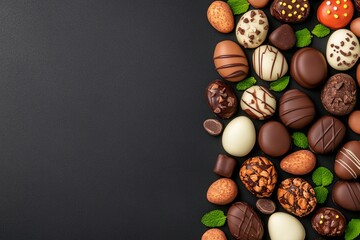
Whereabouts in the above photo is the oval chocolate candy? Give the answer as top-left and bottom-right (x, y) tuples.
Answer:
(332, 181), (360, 211)
(307, 116), (346, 154)
(206, 79), (238, 119)
(214, 40), (249, 82)
(334, 141), (360, 180)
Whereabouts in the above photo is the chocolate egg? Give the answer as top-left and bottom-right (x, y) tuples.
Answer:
(350, 17), (360, 37)
(214, 40), (249, 82)
(334, 141), (360, 180)
(349, 110), (360, 134)
(248, 0), (269, 8)
(332, 181), (360, 211)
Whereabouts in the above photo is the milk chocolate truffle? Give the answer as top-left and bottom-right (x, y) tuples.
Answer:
(248, 0), (269, 8)
(349, 110), (360, 134)
(214, 40), (249, 82)
(277, 178), (317, 217)
(227, 202), (264, 240)
(334, 141), (360, 180)
(308, 116), (346, 154)
(332, 181), (360, 211)
(203, 119), (223, 136)
(214, 154), (236, 178)
(279, 89), (315, 129)
(291, 48), (328, 89)
(321, 73), (357, 116)
(270, 0), (310, 23)
(311, 207), (346, 237)
(239, 156), (278, 198)
(206, 79), (238, 119)
(269, 24), (296, 51)
(256, 199), (276, 215)
(240, 85), (276, 120)
(258, 121), (291, 157)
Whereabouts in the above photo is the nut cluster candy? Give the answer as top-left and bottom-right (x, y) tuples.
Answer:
(311, 207), (346, 237)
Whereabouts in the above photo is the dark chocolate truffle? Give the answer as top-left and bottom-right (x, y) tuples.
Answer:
(270, 0), (310, 23)
(311, 207), (346, 237)
(279, 89), (316, 129)
(308, 116), (346, 154)
(227, 202), (264, 240)
(321, 73), (357, 116)
(258, 121), (291, 157)
(206, 79), (238, 119)
(269, 24), (296, 51)
(291, 48), (328, 89)
(332, 181), (360, 211)
(334, 141), (360, 180)
(213, 154), (236, 178)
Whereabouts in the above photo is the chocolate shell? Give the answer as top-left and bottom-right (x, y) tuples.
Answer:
(227, 202), (264, 240)
(270, 0), (310, 23)
(311, 207), (346, 237)
(334, 141), (360, 180)
(332, 181), (360, 211)
(307, 116), (346, 154)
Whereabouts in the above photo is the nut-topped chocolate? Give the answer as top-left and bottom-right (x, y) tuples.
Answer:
(206, 79), (238, 119)
(240, 156), (278, 198)
(270, 0), (310, 23)
(277, 178), (317, 217)
(311, 207), (346, 237)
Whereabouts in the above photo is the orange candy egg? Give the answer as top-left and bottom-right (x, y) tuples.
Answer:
(317, 0), (354, 29)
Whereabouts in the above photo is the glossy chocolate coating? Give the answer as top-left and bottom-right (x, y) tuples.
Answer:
(308, 116), (346, 154)
(291, 47), (328, 89)
(321, 73), (357, 116)
(269, 24), (296, 51)
(349, 110), (360, 134)
(214, 40), (249, 82)
(270, 0), (310, 23)
(213, 154), (236, 178)
(277, 178), (317, 217)
(335, 141), (360, 180)
(239, 156), (277, 198)
(256, 199), (276, 215)
(332, 181), (360, 211)
(311, 207), (346, 237)
(258, 121), (291, 157)
(206, 79), (238, 119)
(279, 89), (315, 129)
(227, 202), (264, 240)
(203, 119), (223, 136)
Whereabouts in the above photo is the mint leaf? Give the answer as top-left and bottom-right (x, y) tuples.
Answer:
(312, 24), (330, 38)
(201, 210), (227, 227)
(295, 28), (312, 47)
(269, 76), (290, 92)
(314, 186), (328, 204)
(236, 77), (256, 90)
(312, 167), (334, 187)
(227, 0), (249, 15)
(291, 132), (308, 149)
(345, 219), (360, 240)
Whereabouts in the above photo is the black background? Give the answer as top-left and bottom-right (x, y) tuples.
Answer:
(0, 0), (358, 239)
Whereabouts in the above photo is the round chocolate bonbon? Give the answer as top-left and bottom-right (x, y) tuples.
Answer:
(203, 119), (223, 136)
(311, 207), (346, 237)
(239, 156), (277, 198)
(248, 0), (269, 9)
(240, 85), (276, 120)
(269, 24), (296, 51)
(317, 0), (354, 30)
(258, 121), (291, 157)
(207, 1), (234, 33)
(214, 40), (249, 82)
(291, 47), (328, 89)
(350, 17), (360, 37)
(277, 178), (317, 217)
(321, 73), (357, 116)
(349, 110), (360, 134)
(334, 141), (360, 180)
(332, 181), (360, 211)
(307, 115), (346, 154)
(270, 0), (310, 23)
(279, 89), (315, 129)
(227, 202), (264, 240)
(256, 199), (276, 215)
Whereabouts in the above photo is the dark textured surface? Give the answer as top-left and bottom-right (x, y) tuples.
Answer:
(0, 0), (358, 240)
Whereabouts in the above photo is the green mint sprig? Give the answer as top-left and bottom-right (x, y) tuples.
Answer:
(311, 24), (330, 38)
(201, 210), (226, 227)
(227, 0), (249, 15)
(270, 76), (290, 92)
(292, 132), (308, 149)
(295, 28), (313, 48)
(345, 219), (360, 240)
(312, 167), (334, 203)
(236, 77), (256, 90)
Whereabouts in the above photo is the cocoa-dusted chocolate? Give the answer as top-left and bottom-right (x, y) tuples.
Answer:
(321, 73), (357, 116)
(227, 202), (264, 240)
(277, 178), (317, 217)
(239, 156), (277, 198)
(269, 24), (296, 51)
(203, 119), (223, 136)
(311, 207), (346, 237)
(258, 121), (291, 157)
(214, 40), (249, 82)
(206, 79), (238, 119)
(332, 181), (360, 211)
(279, 89), (315, 129)
(335, 141), (360, 180)
(307, 116), (346, 154)
(256, 199), (276, 215)
(270, 0), (310, 23)
(213, 154), (236, 178)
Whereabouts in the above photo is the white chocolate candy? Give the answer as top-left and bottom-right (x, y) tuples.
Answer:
(236, 10), (269, 48)
(252, 45), (288, 81)
(241, 85), (276, 120)
(222, 116), (256, 157)
(268, 212), (305, 240)
(326, 29), (360, 71)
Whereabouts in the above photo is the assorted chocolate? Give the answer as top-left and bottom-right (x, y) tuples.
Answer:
(334, 141), (360, 180)
(280, 150), (316, 175)
(311, 207), (346, 237)
(256, 199), (276, 215)
(317, 0), (354, 30)
(349, 110), (360, 134)
(203, 118), (223, 136)
(213, 154), (236, 178)
(332, 181), (360, 211)
(258, 121), (291, 157)
(270, 0), (310, 23)
(268, 24), (296, 51)
(207, 178), (238, 205)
